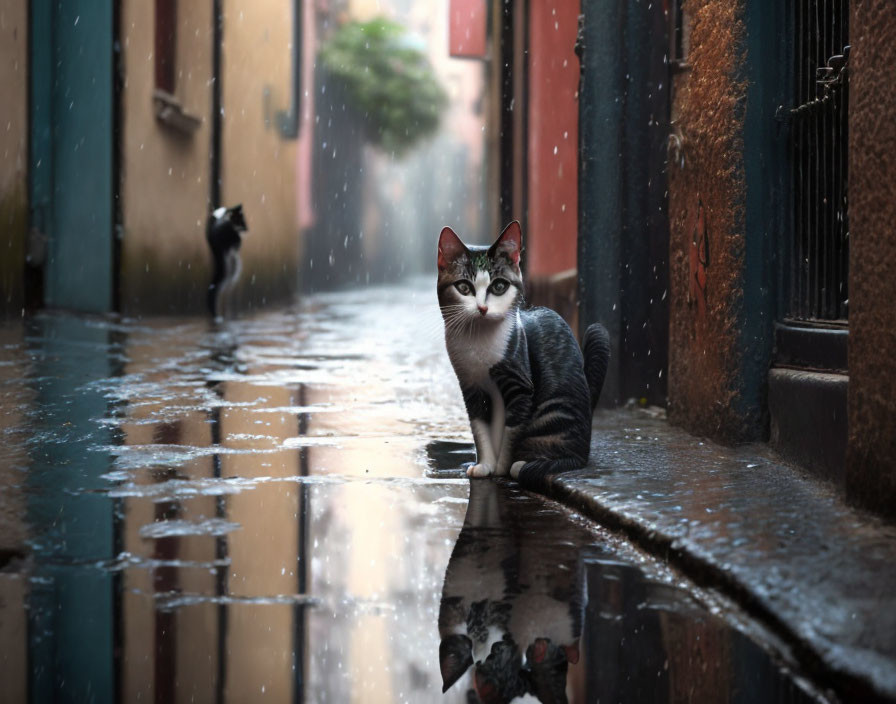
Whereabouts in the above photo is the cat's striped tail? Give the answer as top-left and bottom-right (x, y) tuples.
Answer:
(582, 322), (610, 411)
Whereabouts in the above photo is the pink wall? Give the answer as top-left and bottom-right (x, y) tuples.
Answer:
(526, 0), (579, 279)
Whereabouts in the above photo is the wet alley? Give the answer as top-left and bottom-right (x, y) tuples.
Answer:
(0, 282), (833, 703)
(4, 0), (896, 702)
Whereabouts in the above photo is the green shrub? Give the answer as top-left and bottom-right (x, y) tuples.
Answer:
(318, 18), (449, 157)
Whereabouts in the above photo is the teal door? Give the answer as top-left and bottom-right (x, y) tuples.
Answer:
(30, 0), (114, 313)
(26, 317), (118, 703)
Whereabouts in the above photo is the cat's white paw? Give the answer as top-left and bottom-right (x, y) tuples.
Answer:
(467, 463), (495, 478)
(509, 461), (526, 479)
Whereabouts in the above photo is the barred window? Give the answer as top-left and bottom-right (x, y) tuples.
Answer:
(787, 0), (850, 322)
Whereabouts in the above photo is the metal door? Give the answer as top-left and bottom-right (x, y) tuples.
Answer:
(31, 0), (114, 313)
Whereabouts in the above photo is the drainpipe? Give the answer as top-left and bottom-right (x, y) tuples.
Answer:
(210, 0), (223, 208)
(278, 0), (302, 139)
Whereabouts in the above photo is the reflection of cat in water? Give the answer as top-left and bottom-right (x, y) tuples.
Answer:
(438, 480), (584, 703)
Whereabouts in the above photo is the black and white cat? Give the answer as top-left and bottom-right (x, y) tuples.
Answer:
(437, 221), (610, 489)
(206, 204), (248, 318)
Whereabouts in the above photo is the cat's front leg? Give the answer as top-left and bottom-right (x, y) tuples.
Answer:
(469, 419), (498, 477)
(461, 386), (500, 477)
(461, 386), (498, 477)
(490, 360), (534, 475)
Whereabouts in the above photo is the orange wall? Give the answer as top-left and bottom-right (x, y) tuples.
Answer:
(526, 0), (579, 278)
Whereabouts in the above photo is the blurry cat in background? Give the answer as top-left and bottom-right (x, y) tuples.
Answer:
(206, 204), (248, 319)
(437, 221), (610, 490)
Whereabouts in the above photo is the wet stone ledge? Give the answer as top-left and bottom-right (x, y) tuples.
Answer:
(539, 409), (896, 703)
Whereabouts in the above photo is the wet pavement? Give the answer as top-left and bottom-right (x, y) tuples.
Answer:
(547, 412), (896, 702)
(0, 280), (848, 702)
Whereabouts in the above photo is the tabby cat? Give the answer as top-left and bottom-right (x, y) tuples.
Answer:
(437, 221), (609, 489)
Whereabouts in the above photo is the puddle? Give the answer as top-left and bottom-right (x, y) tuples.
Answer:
(0, 283), (830, 702)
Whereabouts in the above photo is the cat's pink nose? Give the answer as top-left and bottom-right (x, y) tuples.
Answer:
(477, 305), (488, 316)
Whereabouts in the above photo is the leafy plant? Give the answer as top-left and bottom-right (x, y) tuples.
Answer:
(318, 18), (449, 156)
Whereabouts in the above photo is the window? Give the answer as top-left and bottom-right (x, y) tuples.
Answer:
(155, 0), (176, 94)
(153, 0), (200, 134)
(787, 0), (850, 323)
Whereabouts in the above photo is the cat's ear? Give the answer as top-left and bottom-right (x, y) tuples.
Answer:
(489, 221), (522, 267)
(438, 227), (467, 271)
(439, 634), (473, 692)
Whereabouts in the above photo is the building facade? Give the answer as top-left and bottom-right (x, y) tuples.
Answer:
(487, 0), (896, 515)
(4, 0), (312, 317)
(573, 0), (896, 516)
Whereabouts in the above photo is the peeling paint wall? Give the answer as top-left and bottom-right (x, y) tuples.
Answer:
(0, 1), (28, 319)
(846, 0), (896, 516)
(667, 1), (748, 441)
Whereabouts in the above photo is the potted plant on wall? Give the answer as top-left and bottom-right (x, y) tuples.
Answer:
(318, 17), (449, 157)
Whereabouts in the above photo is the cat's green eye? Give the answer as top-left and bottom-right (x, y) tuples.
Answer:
(489, 279), (509, 295)
(455, 280), (473, 296)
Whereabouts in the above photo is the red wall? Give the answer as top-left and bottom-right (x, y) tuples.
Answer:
(449, 0), (487, 58)
(526, 0), (579, 279)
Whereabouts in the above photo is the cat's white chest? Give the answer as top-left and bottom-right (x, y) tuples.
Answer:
(446, 320), (511, 387)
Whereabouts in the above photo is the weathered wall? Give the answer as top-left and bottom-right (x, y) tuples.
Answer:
(846, 0), (896, 516)
(220, 0), (300, 306)
(526, 0), (579, 280)
(120, 0), (215, 314)
(120, 1), (301, 314)
(667, 1), (747, 441)
(0, 0), (28, 318)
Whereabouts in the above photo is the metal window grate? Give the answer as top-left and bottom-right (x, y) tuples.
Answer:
(788, 0), (850, 322)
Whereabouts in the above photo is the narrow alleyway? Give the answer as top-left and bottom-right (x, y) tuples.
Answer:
(1, 281), (829, 702)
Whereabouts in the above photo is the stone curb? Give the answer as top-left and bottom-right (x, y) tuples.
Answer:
(533, 412), (896, 703)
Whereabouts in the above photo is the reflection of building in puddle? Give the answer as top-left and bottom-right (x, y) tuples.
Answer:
(438, 480), (585, 703)
(0, 324), (28, 703)
(120, 328), (307, 701)
(302, 368), (433, 702)
(579, 557), (822, 703)
(425, 439), (475, 477)
(117, 321), (463, 702)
